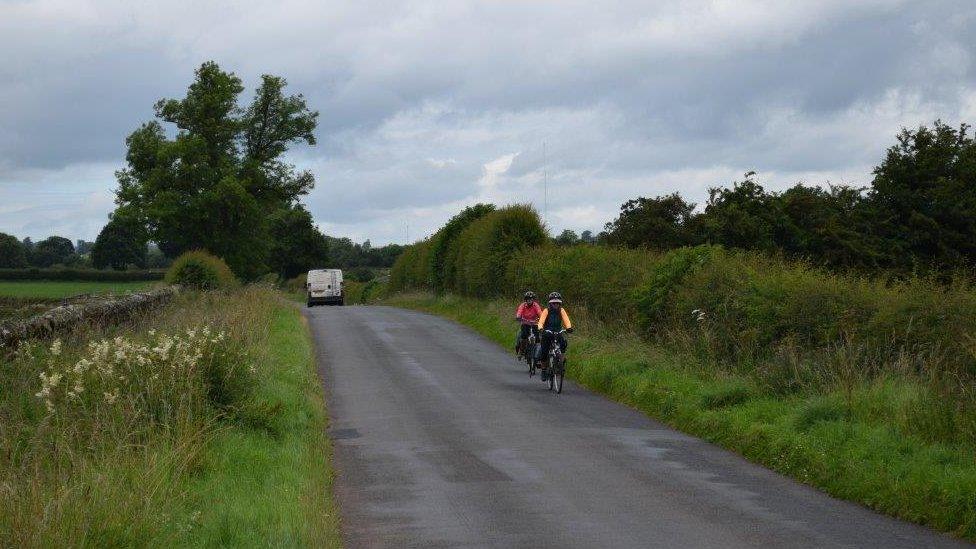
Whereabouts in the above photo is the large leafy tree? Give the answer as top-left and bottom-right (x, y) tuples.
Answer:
(601, 193), (697, 249)
(113, 61), (318, 279)
(0, 232), (28, 268)
(267, 205), (329, 279)
(32, 236), (75, 267)
(866, 121), (976, 273)
(92, 213), (148, 270)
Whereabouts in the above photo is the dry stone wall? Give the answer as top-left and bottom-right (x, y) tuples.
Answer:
(0, 286), (178, 350)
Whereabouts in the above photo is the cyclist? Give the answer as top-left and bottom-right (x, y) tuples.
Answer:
(514, 291), (542, 359)
(536, 292), (574, 380)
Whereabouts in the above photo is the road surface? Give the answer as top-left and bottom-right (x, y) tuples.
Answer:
(307, 305), (969, 548)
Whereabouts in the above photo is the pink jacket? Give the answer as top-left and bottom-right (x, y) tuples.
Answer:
(516, 302), (543, 325)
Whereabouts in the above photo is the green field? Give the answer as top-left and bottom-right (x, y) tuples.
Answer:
(0, 280), (154, 299)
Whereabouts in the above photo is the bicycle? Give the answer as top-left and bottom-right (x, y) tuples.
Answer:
(522, 329), (539, 377)
(541, 329), (568, 394)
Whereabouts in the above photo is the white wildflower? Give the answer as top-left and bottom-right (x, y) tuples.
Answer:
(49, 339), (62, 356)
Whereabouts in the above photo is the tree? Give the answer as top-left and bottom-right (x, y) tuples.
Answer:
(92, 214), (148, 270)
(580, 230), (596, 244)
(113, 61), (319, 279)
(267, 205), (329, 279)
(32, 236), (75, 267)
(0, 232), (28, 268)
(602, 193), (697, 249)
(866, 121), (976, 272)
(554, 229), (580, 246)
(695, 175), (780, 251)
(773, 184), (878, 270)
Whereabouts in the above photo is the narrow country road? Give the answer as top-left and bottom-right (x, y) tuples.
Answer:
(307, 305), (969, 548)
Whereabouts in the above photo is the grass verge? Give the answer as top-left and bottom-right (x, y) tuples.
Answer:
(385, 292), (976, 541)
(178, 298), (340, 547)
(0, 287), (340, 547)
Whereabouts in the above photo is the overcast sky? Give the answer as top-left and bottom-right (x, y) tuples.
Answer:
(2, 0), (975, 244)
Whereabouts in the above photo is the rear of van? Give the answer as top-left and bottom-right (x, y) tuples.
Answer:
(306, 269), (344, 306)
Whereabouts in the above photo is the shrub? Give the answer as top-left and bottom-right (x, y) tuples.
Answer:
(452, 205), (547, 296)
(164, 250), (238, 290)
(506, 244), (659, 322)
(428, 204), (495, 292)
(633, 245), (720, 333)
(284, 273), (307, 294)
(389, 239), (433, 291)
(346, 266), (375, 282)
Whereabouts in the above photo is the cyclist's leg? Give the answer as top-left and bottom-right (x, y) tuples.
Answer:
(517, 324), (531, 353)
(536, 332), (552, 362)
(558, 333), (568, 353)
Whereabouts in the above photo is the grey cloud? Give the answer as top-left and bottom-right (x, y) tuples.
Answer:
(1, 0), (975, 243)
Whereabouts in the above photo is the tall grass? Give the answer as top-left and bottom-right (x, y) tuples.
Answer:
(0, 287), (338, 546)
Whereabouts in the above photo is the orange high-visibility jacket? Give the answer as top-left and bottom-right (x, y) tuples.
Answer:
(537, 307), (572, 331)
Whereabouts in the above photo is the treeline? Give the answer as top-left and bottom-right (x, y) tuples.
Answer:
(0, 233), (169, 271)
(326, 237), (403, 269)
(600, 121), (976, 275)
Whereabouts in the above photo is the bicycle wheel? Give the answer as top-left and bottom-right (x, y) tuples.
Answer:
(547, 355), (556, 391)
(554, 357), (565, 394)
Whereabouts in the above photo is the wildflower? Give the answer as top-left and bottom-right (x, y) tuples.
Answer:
(73, 358), (92, 374)
(50, 339), (62, 356)
(103, 390), (119, 404)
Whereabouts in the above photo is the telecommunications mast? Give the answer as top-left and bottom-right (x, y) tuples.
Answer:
(543, 141), (548, 225)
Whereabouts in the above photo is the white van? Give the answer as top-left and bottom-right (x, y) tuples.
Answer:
(306, 269), (344, 306)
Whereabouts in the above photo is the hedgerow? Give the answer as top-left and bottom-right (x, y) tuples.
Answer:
(392, 204), (976, 448)
(0, 268), (164, 282)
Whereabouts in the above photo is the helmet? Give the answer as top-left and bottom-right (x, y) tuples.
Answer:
(523, 291), (536, 300)
(548, 291), (563, 303)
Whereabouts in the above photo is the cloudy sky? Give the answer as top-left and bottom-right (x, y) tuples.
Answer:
(2, 0), (975, 244)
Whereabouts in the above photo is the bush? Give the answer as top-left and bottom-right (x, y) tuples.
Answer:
(428, 204), (495, 292)
(389, 239), (433, 291)
(506, 244), (660, 322)
(346, 266), (375, 282)
(452, 205), (547, 296)
(284, 273), (307, 294)
(633, 245), (721, 333)
(164, 251), (238, 290)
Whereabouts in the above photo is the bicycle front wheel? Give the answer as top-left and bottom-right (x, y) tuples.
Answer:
(553, 357), (564, 394)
